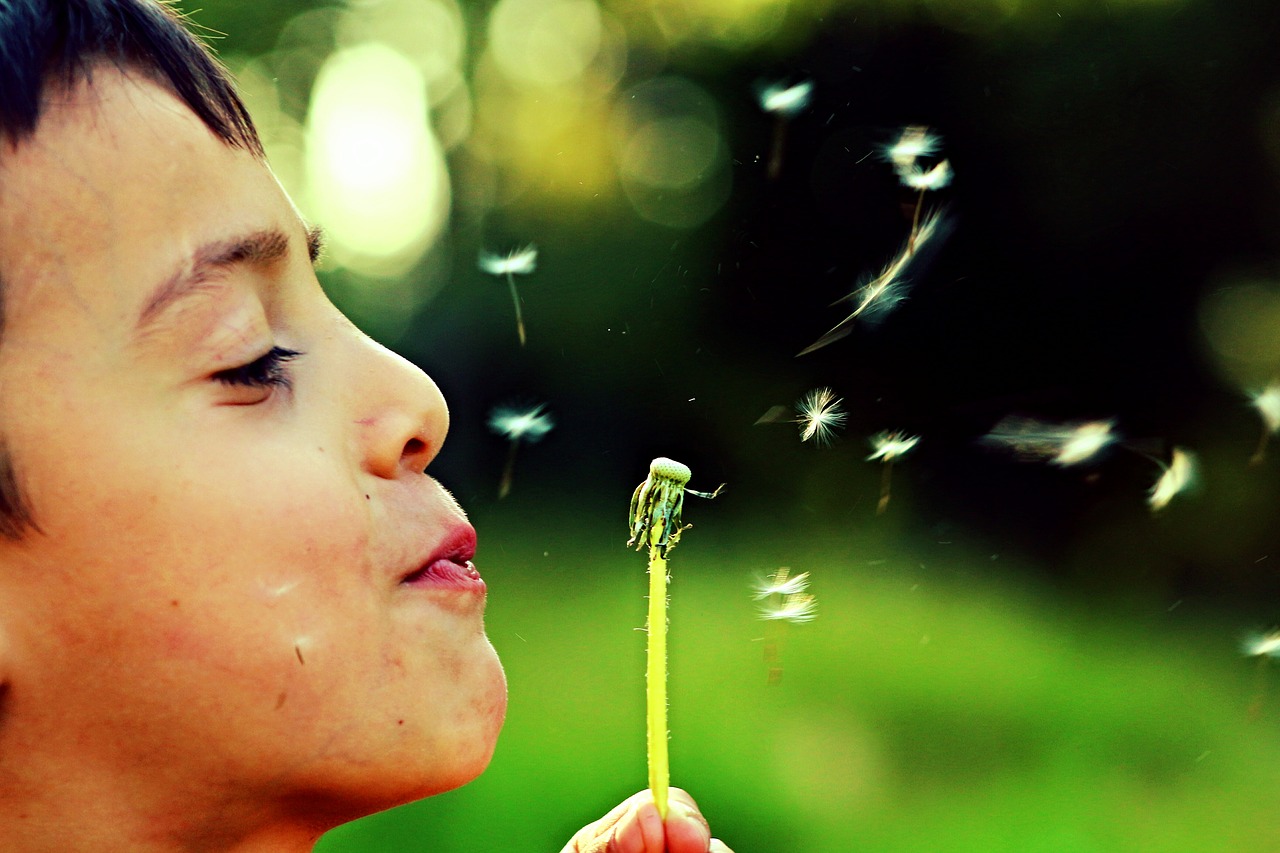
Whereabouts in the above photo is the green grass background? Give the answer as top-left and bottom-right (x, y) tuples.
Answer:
(316, 500), (1280, 852)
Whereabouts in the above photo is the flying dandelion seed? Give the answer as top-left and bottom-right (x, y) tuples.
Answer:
(752, 569), (812, 599)
(755, 567), (817, 684)
(1244, 630), (1280, 658)
(795, 387), (847, 445)
(900, 159), (953, 192)
(1148, 447), (1196, 511)
(798, 209), (951, 355)
(1248, 381), (1280, 465)
(1053, 420), (1117, 467)
(1244, 629), (1280, 718)
(866, 430), (921, 515)
(487, 403), (554, 498)
(478, 244), (538, 346)
(756, 78), (813, 180)
(883, 125), (943, 172)
(758, 80), (814, 117)
(760, 593), (818, 623)
(981, 416), (1117, 466)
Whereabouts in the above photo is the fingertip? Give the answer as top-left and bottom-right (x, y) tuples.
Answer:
(635, 801), (665, 853)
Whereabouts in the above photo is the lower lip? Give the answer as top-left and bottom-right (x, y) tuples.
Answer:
(401, 559), (487, 593)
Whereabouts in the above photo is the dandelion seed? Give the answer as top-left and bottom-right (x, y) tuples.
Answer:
(1148, 447), (1196, 511)
(866, 430), (921, 462)
(1244, 630), (1280, 658)
(795, 387), (847, 445)
(900, 158), (953, 191)
(884, 125), (943, 171)
(756, 78), (813, 180)
(752, 570), (811, 599)
(798, 209), (951, 355)
(760, 593), (818, 623)
(1053, 420), (1117, 467)
(757, 79), (814, 117)
(488, 403), (554, 498)
(755, 566), (817, 684)
(982, 416), (1117, 466)
(478, 244), (538, 346)
(866, 430), (921, 515)
(1248, 381), (1280, 464)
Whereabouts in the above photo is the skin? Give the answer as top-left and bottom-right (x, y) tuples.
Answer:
(0, 66), (730, 853)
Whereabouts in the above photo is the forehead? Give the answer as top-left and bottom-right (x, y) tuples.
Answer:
(0, 66), (286, 341)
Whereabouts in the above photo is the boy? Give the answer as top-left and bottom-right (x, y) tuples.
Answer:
(0, 1), (732, 851)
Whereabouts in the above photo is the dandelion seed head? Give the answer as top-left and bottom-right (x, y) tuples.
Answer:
(899, 159), (953, 191)
(479, 244), (538, 277)
(758, 79), (814, 117)
(867, 430), (921, 462)
(488, 403), (554, 442)
(795, 387), (847, 445)
(884, 125), (942, 170)
(752, 570), (811, 600)
(760, 593), (818, 623)
(1052, 420), (1116, 467)
(1148, 447), (1196, 511)
(1243, 630), (1280, 658)
(1250, 382), (1280, 434)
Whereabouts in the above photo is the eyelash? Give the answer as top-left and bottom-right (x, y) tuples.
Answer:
(213, 346), (302, 391)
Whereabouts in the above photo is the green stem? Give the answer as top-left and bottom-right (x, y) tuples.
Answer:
(646, 545), (669, 820)
(507, 271), (526, 346)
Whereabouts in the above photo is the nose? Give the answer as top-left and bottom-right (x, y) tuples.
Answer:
(351, 335), (449, 479)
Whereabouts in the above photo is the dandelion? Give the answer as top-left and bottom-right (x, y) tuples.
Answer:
(981, 416), (1117, 466)
(1148, 447), (1196, 511)
(1248, 381), (1280, 465)
(798, 209), (951, 355)
(755, 567), (817, 685)
(478, 244), (538, 346)
(867, 430), (921, 514)
(487, 403), (553, 498)
(756, 78), (813, 180)
(627, 458), (723, 819)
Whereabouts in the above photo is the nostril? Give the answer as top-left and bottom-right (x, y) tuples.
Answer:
(402, 437), (427, 458)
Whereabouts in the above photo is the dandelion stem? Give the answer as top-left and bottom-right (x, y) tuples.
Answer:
(646, 544), (670, 820)
(506, 271), (526, 346)
(768, 118), (787, 181)
(908, 188), (925, 253)
(1250, 428), (1270, 467)
(498, 440), (519, 499)
(877, 459), (895, 515)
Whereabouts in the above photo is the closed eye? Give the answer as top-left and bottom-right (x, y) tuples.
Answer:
(212, 346), (302, 391)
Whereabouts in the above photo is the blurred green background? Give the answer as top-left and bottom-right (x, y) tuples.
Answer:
(185, 0), (1280, 848)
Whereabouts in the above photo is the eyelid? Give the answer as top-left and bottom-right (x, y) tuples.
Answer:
(212, 346), (302, 391)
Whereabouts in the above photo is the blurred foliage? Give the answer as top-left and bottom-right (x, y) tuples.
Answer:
(182, 0), (1280, 848)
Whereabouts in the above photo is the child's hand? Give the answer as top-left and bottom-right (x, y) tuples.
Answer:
(560, 788), (733, 853)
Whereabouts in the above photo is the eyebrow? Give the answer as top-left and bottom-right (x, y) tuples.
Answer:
(135, 224), (325, 335)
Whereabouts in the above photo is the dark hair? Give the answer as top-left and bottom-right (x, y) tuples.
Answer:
(0, 0), (264, 537)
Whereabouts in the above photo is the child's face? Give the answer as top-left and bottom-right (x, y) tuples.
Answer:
(0, 67), (505, 820)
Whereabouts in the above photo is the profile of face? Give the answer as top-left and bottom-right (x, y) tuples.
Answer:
(0, 66), (506, 838)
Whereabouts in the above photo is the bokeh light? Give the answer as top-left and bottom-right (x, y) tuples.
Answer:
(304, 41), (450, 276)
(612, 76), (731, 228)
(488, 0), (604, 88)
(1198, 274), (1280, 387)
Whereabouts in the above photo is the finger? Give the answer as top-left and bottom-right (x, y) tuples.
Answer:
(663, 788), (713, 853)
